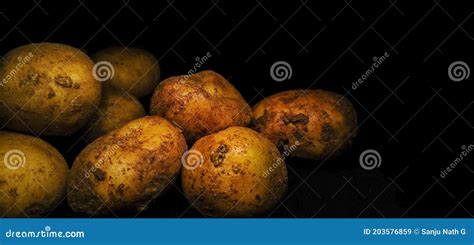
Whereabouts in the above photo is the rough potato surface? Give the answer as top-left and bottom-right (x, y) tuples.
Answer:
(68, 116), (186, 216)
(181, 126), (287, 217)
(0, 43), (101, 136)
(0, 131), (69, 217)
(252, 90), (358, 160)
(150, 70), (252, 143)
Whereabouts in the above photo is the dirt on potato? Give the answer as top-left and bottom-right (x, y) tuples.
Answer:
(181, 126), (287, 217)
(150, 70), (252, 143)
(0, 43), (101, 136)
(0, 130), (69, 217)
(251, 90), (358, 160)
(67, 116), (187, 216)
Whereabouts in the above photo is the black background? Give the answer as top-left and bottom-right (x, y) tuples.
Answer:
(0, 0), (473, 218)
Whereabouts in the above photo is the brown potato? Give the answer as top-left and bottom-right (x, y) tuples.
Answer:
(67, 116), (186, 216)
(0, 43), (101, 136)
(251, 90), (358, 160)
(0, 130), (69, 217)
(181, 126), (287, 217)
(91, 47), (160, 98)
(83, 86), (146, 142)
(150, 70), (252, 143)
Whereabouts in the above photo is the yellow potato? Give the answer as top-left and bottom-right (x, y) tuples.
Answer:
(150, 70), (252, 142)
(91, 47), (160, 98)
(252, 90), (358, 160)
(181, 126), (287, 217)
(0, 42), (101, 136)
(0, 130), (69, 217)
(83, 86), (146, 142)
(68, 116), (186, 216)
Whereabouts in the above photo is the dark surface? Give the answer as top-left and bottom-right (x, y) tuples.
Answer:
(0, 0), (472, 218)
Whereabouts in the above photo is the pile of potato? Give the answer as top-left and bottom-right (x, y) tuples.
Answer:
(0, 42), (357, 217)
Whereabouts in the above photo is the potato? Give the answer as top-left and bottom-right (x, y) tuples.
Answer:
(0, 130), (68, 217)
(83, 86), (146, 142)
(150, 70), (252, 143)
(181, 126), (287, 217)
(0, 42), (101, 136)
(68, 116), (186, 216)
(91, 47), (160, 98)
(251, 90), (358, 160)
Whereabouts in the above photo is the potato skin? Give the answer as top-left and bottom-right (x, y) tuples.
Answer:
(150, 70), (252, 143)
(252, 90), (358, 160)
(0, 43), (101, 136)
(181, 126), (287, 217)
(0, 131), (68, 217)
(68, 116), (186, 216)
(83, 86), (146, 141)
(91, 47), (160, 98)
